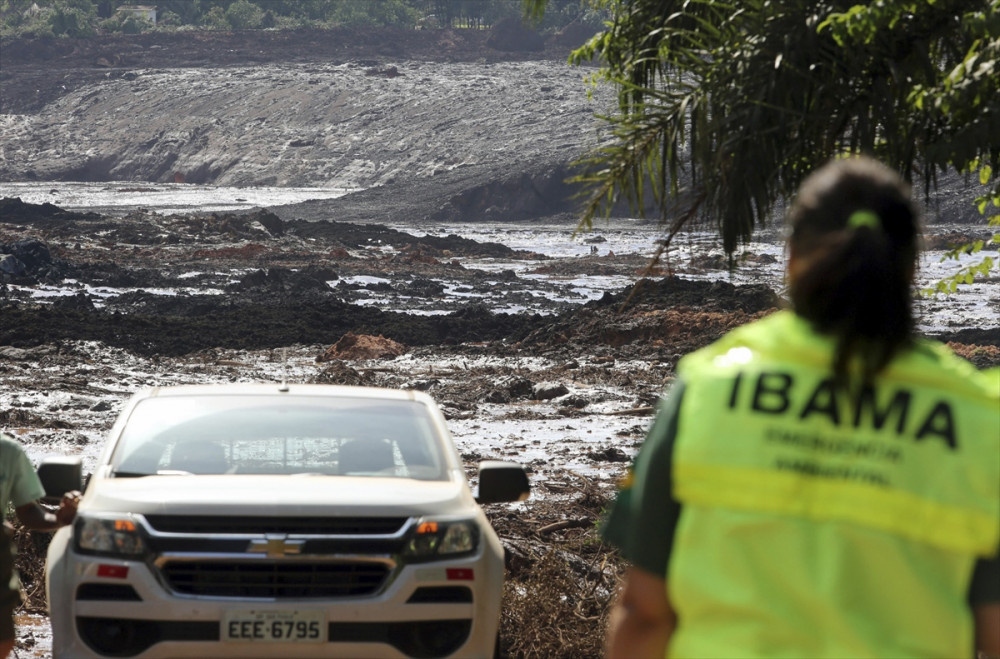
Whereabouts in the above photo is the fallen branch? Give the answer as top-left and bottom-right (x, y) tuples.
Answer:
(537, 518), (591, 535)
(608, 406), (654, 416)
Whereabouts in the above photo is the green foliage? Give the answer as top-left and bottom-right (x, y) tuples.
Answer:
(0, 1), (54, 37)
(155, 10), (182, 28)
(119, 13), (149, 33)
(1, 0), (96, 37)
(201, 5), (228, 30)
(427, 0), (522, 29)
(325, 0), (421, 28)
(48, 0), (96, 36)
(923, 166), (1000, 297)
(819, 1), (1000, 196)
(529, 0), (604, 32)
(0, 0), (590, 34)
(524, 0), (1000, 274)
(153, 1), (203, 25)
(925, 250), (998, 296)
(98, 5), (156, 35)
(224, 0), (264, 29)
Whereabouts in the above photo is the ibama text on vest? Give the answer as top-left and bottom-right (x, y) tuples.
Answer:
(727, 371), (957, 450)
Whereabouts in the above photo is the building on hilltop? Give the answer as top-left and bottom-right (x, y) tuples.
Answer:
(116, 4), (157, 26)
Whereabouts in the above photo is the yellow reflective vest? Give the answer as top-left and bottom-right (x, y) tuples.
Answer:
(668, 311), (1000, 659)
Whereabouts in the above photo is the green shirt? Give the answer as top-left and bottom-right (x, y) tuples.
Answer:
(1, 433), (45, 516)
(0, 433), (38, 615)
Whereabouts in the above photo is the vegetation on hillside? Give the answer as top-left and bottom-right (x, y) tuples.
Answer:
(0, 0), (604, 36)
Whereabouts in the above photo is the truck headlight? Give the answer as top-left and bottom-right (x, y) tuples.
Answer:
(75, 515), (146, 557)
(404, 519), (478, 560)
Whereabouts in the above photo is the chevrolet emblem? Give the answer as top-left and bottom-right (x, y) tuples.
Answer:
(248, 535), (305, 558)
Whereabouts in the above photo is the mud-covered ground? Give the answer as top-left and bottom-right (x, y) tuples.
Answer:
(3, 196), (999, 658)
(0, 197), (786, 659)
(1, 26), (627, 230)
(2, 25), (999, 659)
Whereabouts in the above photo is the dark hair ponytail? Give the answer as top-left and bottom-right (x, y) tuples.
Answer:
(787, 157), (919, 385)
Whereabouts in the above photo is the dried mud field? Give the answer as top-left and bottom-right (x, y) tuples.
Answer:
(2, 194), (999, 658)
(0, 195), (778, 659)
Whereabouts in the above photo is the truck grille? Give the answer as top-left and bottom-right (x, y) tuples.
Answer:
(160, 560), (390, 598)
(145, 515), (408, 535)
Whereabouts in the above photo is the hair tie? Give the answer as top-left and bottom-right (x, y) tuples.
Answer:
(847, 210), (881, 231)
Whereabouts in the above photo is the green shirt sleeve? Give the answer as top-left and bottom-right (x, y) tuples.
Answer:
(601, 380), (685, 576)
(1, 434), (46, 511)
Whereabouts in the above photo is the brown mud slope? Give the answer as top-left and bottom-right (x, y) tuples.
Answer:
(1, 27), (985, 226)
(1, 26), (621, 226)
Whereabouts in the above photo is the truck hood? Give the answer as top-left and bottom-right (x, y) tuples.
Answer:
(82, 474), (475, 518)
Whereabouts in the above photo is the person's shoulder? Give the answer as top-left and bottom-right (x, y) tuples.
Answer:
(909, 339), (999, 393)
(677, 309), (791, 372)
(0, 433), (22, 450)
(0, 433), (30, 461)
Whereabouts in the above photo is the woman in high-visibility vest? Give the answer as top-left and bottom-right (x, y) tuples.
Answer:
(602, 156), (1000, 658)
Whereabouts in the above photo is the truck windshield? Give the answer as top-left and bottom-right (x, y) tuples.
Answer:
(110, 395), (448, 480)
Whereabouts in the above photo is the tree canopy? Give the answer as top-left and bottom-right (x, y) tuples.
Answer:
(526, 0), (999, 279)
(0, 0), (602, 35)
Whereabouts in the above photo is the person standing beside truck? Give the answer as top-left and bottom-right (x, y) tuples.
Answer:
(602, 156), (1000, 658)
(1, 432), (79, 658)
(2, 521), (16, 659)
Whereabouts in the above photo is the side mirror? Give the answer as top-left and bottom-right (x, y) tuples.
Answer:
(476, 461), (530, 504)
(37, 456), (84, 501)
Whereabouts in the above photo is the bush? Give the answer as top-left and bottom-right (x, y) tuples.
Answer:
(48, 3), (95, 37)
(156, 10), (182, 28)
(1, 2), (55, 38)
(225, 0), (265, 30)
(121, 15), (147, 34)
(201, 6), (229, 30)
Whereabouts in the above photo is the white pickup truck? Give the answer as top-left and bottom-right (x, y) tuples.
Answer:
(41, 383), (530, 658)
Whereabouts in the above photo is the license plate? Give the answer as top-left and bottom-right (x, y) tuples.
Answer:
(222, 609), (326, 643)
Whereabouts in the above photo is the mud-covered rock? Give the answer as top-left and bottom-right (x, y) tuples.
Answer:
(559, 394), (590, 409)
(230, 267), (337, 296)
(310, 361), (372, 386)
(0, 197), (101, 224)
(0, 237), (73, 284)
(483, 375), (535, 403)
(587, 446), (629, 462)
(317, 332), (406, 362)
(533, 381), (569, 400)
(51, 292), (96, 311)
(591, 277), (783, 313)
(0, 253), (25, 277)
(1, 30), (610, 226)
